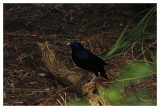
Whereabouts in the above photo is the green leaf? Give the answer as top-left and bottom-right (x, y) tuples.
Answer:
(103, 5), (156, 59)
(115, 60), (156, 84)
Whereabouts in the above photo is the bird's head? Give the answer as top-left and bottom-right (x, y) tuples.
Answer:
(67, 42), (84, 50)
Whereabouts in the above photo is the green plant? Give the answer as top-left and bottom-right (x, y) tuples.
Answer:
(104, 5), (156, 60)
(103, 60), (156, 106)
(102, 5), (157, 106)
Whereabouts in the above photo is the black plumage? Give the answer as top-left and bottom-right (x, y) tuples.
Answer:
(67, 42), (108, 80)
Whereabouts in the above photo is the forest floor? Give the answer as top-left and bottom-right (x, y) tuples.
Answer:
(3, 4), (156, 105)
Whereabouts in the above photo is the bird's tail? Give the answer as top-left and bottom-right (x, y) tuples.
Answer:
(99, 67), (108, 80)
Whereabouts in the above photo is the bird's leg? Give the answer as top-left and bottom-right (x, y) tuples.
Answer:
(84, 76), (96, 87)
(89, 76), (96, 84)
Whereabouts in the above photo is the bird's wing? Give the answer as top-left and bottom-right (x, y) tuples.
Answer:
(75, 49), (106, 68)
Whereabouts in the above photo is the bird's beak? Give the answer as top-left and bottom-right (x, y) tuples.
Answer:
(66, 43), (70, 45)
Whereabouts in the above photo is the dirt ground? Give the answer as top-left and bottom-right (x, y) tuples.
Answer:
(3, 4), (156, 105)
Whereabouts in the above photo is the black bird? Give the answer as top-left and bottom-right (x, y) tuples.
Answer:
(67, 42), (108, 81)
